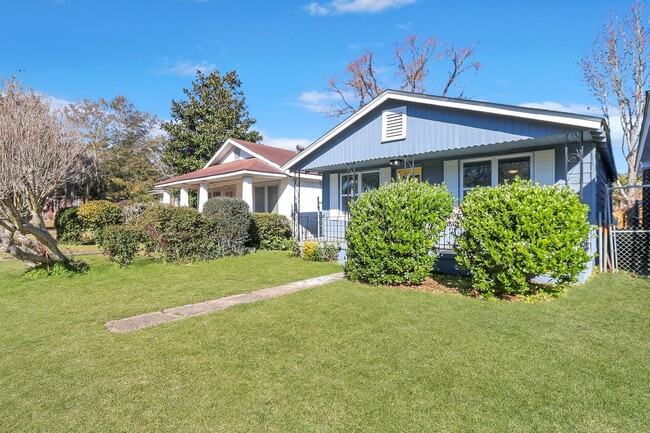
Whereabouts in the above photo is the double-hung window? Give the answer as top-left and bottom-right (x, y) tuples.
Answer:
(254, 184), (279, 213)
(462, 155), (531, 197)
(341, 171), (380, 212)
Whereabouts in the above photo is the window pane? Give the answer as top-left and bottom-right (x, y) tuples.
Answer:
(254, 186), (265, 212)
(498, 157), (530, 184)
(342, 195), (353, 213)
(267, 185), (279, 213)
(341, 174), (357, 195)
(361, 172), (379, 192)
(463, 161), (491, 188)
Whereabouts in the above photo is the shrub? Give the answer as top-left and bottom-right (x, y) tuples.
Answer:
(202, 198), (251, 257)
(249, 213), (292, 250)
(24, 260), (89, 279)
(138, 204), (214, 263)
(54, 207), (83, 243)
(345, 178), (454, 285)
(303, 241), (319, 261)
(122, 202), (156, 226)
(77, 200), (123, 242)
(99, 225), (141, 267)
(316, 242), (340, 262)
(454, 179), (592, 297)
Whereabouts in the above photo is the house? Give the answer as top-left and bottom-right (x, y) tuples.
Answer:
(154, 138), (321, 217)
(283, 90), (617, 278)
(638, 91), (650, 189)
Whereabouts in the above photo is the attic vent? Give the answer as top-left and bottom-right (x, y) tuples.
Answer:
(381, 106), (407, 142)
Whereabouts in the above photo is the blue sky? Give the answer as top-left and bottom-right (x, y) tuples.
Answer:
(1, 0), (632, 168)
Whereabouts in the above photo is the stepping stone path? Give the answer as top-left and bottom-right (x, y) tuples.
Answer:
(106, 272), (344, 333)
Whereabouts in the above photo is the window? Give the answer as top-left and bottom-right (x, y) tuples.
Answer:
(381, 106), (407, 142)
(341, 171), (379, 212)
(498, 157), (530, 184)
(396, 167), (422, 181)
(254, 184), (280, 213)
(223, 185), (236, 198)
(462, 155), (531, 197)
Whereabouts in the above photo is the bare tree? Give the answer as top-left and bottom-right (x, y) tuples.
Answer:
(582, 1), (649, 208)
(326, 35), (481, 117)
(0, 78), (85, 266)
(327, 51), (383, 117)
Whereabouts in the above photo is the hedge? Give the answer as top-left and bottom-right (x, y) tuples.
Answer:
(202, 197), (251, 257)
(249, 213), (293, 250)
(99, 225), (141, 267)
(454, 179), (591, 297)
(54, 207), (83, 243)
(345, 178), (454, 285)
(137, 205), (214, 263)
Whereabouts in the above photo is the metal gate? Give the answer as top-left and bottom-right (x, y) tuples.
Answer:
(608, 184), (650, 276)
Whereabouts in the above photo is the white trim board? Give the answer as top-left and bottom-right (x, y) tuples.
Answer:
(156, 170), (286, 188)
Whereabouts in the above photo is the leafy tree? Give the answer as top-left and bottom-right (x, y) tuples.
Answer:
(162, 70), (263, 175)
(327, 34), (481, 117)
(0, 77), (86, 266)
(582, 0), (649, 208)
(65, 96), (166, 201)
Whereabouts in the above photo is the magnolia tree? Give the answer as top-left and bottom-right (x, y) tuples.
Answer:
(0, 78), (86, 266)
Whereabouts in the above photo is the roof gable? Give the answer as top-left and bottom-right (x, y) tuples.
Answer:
(284, 90), (609, 172)
(204, 138), (296, 169)
(155, 158), (283, 187)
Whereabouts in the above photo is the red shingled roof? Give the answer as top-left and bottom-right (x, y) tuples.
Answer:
(230, 138), (297, 166)
(155, 158), (283, 187)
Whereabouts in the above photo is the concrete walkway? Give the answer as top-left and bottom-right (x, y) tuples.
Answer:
(106, 272), (344, 333)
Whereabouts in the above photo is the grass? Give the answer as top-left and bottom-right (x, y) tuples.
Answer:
(0, 254), (648, 432)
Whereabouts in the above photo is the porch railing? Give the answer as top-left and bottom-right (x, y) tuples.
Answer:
(292, 212), (460, 252)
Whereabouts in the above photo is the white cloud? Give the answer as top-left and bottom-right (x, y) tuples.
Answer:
(347, 41), (385, 50)
(304, 2), (329, 15)
(159, 59), (216, 76)
(44, 95), (72, 110)
(258, 129), (313, 151)
(304, 0), (416, 16)
(295, 90), (340, 113)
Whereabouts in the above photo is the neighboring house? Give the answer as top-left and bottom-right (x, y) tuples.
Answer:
(284, 90), (617, 277)
(154, 138), (321, 217)
(638, 91), (650, 188)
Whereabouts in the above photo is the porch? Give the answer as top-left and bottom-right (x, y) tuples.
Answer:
(159, 172), (289, 215)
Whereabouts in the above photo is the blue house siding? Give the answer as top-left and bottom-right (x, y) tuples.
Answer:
(298, 100), (583, 171)
(288, 91), (616, 280)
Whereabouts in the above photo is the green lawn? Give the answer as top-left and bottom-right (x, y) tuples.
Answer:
(1, 253), (648, 432)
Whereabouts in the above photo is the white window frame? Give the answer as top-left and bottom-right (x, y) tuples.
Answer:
(340, 170), (380, 212)
(253, 182), (280, 213)
(460, 152), (533, 198)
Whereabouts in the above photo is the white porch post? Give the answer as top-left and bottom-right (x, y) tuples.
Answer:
(242, 177), (253, 211)
(162, 189), (171, 205)
(179, 187), (189, 207)
(198, 183), (208, 212)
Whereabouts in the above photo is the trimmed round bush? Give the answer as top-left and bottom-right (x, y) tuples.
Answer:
(137, 204), (214, 263)
(77, 200), (123, 242)
(454, 179), (591, 297)
(99, 225), (141, 267)
(54, 207), (83, 243)
(249, 213), (292, 250)
(202, 197), (251, 257)
(345, 178), (454, 285)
